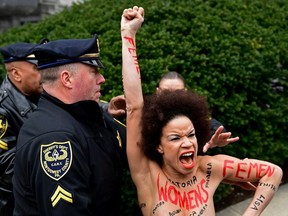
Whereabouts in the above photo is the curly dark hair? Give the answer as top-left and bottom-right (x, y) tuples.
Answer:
(141, 89), (211, 165)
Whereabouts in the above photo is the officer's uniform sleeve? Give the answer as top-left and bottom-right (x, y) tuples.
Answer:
(19, 132), (93, 215)
(0, 113), (17, 190)
(102, 111), (128, 167)
(0, 113), (17, 153)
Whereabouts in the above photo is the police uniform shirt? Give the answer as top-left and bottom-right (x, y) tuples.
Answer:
(13, 92), (124, 216)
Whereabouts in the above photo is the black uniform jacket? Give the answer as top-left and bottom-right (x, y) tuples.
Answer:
(13, 92), (125, 216)
(0, 76), (38, 193)
(0, 76), (38, 151)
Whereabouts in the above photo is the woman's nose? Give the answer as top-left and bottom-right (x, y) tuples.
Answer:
(182, 136), (193, 147)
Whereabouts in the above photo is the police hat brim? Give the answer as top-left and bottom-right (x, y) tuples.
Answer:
(37, 57), (105, 70)
(81, 59), (105, 69)
(25, 59), (38, 65)
(0, 43), (37, 64)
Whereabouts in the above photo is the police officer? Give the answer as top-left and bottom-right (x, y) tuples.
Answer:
(0, 42), (42, 216)
(13, 35), (126, 215)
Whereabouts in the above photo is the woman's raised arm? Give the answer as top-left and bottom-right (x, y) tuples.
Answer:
(121, 6), (147, 182)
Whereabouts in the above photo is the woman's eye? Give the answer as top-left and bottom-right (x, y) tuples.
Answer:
(170, 137), (179, 141)
(188, 133), (195, 138)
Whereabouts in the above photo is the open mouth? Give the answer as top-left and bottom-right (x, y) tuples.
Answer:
(179, 152), (194, 169)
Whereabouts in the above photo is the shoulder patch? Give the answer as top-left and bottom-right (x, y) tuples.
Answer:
(40, 141), (73, 181)
(0, 114), (8, 139)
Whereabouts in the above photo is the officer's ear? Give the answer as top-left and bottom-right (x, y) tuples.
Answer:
(60, 70), (73, 88)
(8, 66), (22, 82)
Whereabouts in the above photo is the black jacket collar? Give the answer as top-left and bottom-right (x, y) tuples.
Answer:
(41, 91), (106, 127)
(0, 76), (38, 116)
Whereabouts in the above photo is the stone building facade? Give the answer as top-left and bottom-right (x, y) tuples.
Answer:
(0, 0), (80, 33)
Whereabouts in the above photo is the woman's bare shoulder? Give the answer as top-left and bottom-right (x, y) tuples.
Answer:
(198, 154), (237, 170)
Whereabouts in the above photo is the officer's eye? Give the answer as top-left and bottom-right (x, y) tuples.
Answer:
(89, 68), (98, 74)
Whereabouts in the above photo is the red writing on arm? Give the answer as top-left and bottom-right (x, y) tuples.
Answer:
(124, 36), (140, 75)
(223, 160), (276, 179)
(124, 36), (135, 46)
(223, 160), (234, 176)
(236, 162), (247, 179)
(128, 47), (136, 54)
(248, 163), (275, 178)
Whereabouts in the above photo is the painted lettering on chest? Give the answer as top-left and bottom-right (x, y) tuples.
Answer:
(167, 176), (197, 188)
(157, 175), (209, 211)
(169, 209), (181, 216)
(223, 160), (275, 179)
(189, 204), (208, 216)
(152, 201), (165, 214)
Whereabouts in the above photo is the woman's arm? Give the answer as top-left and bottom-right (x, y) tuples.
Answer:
(213, 155), (283, 216)
(121, 6), (147, 182)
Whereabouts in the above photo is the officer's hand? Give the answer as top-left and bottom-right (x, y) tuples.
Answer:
(203, 125), (240, 153)
(108, 95), (126, 117)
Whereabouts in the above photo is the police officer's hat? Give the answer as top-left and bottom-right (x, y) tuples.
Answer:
(34, 34), (105, 70)
(0, 42), (38, 65)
